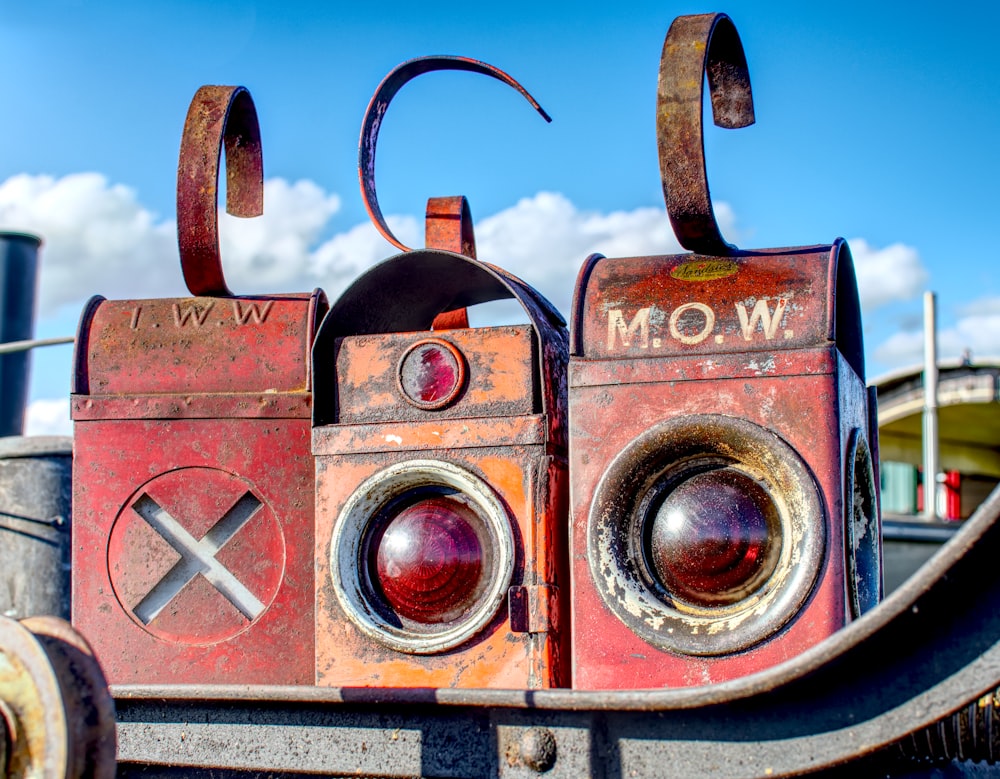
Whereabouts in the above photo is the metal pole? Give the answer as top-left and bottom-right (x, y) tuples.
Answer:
(922, 291), (939, 520)
(0, 336), (74, 355)
(0, 233), (41, 437)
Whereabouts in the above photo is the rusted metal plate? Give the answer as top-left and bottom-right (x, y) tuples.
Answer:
(573, 246), (844, 361)
(70, 84), (328, 686)
(74, 294), (318, 396)
(568, 359), (864, 687)
(334, 326), (535, 424)
(312, 249), (568, 689)
(568, 240), (872, 689)
(73, 419), (317, 685)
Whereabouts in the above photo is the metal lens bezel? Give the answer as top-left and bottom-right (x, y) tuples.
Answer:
(331, 459), (514, 654)
(396, 338), (467, 410)
(588, 414), (825, 656)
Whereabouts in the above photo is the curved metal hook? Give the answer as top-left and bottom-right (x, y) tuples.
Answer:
(177, 85), (264, 296)
(359, 55), (551, 253)
(658, 13), (755, 255)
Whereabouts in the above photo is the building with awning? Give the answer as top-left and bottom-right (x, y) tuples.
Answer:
(874, 358), (1000, 592)
(875, 358), (1000, 519)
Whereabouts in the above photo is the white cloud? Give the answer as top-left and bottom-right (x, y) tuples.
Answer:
(309, 215), (420, 298)
(873, 295), (1000, 369)
(947, 297), (1000, 359)
(218, 178), (341, 292)
(0, 173), (180, 316)
(849, 237), (927, 312)
(0, 173), (357, 318)
(24, 398), (71, 436)
(873, 329), (926, 367)
(0, 174), (712, 326)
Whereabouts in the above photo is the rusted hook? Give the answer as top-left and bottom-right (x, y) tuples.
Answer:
(359, 55), (551, 254)
(177, 85), (264, 296)
(658, 13), (754, 256)
(425, 195), (476, 329)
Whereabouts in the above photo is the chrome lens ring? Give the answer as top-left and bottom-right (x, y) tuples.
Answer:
(331, 459), (514, 654)
(588, 414), (825, 656)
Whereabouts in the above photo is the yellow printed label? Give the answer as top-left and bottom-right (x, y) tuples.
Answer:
(670, 259), (738, 282)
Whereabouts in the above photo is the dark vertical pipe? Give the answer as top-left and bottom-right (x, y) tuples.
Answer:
(0, 233), (40, 436)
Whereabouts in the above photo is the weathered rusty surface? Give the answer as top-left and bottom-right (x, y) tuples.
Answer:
(569, 239), (874, 689)
(567, 11), (876, 690)
(427, 196), (475, 330)
(658, 13), (754, 255)
(334, 327), (534, 424)
(73, 295), (318, 398)
(426, 196), (477, 261)
(358, 56), (550, 254)
(0, 615), (115, 778)
(70, 85), (328, 686)
(313, 249), (566, 446)
(176, 85), (263, 297)
(312, 248), (568, 688)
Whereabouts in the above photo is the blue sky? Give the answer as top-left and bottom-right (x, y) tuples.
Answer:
(1, 1), (998, 434)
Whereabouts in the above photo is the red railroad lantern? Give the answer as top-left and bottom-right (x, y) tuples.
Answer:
(312, 57), (568, 689)
(71, 86), (327, 684)
(313, 248), (568, 689)
(568, 14), (881, 689)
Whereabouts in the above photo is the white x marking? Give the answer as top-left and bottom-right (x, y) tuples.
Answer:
(130, 491), (265, 624)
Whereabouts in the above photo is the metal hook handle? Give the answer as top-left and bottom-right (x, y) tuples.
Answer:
(426, 196), (475, 329)
(359, 55), (551, 253)
(177, 85), (264, 296)
(658, 13), (755, 255)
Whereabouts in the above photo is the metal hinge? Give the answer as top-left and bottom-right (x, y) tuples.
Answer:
(508, 584), (559, 634)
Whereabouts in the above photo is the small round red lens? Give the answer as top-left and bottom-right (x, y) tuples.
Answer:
(398, 340), (464, 409)
(374, 496), (486, 624)
(646, 468), (780, 607)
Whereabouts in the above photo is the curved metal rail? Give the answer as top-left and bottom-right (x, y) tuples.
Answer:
(358, 55), (550, 254)
(111, 484), (1000, 777)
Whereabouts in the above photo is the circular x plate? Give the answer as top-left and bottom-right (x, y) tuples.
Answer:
(108, 467), (285, 645)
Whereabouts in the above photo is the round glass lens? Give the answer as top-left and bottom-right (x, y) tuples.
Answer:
(646, 467), (781, 607)
(399, 341), (462, 408)
(374, 496), (486, 624)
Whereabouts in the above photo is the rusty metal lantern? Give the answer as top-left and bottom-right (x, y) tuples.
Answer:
(70, 86), (327, 685)
(312, 57), (570, 689)
(568, 13), (881, 689)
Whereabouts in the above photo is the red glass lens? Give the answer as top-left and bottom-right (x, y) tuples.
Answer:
(399, 341), (462, 408)
(646, 468), (780, 607)
(374, 496), (486, 624)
